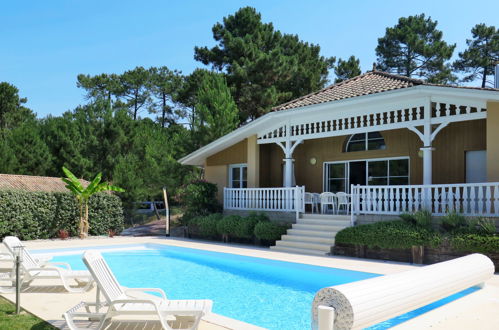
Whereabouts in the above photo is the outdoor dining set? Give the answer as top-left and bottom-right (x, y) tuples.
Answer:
(304, 192), (351, 214)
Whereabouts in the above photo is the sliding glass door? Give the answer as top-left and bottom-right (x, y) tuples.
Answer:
(324, 157), (409, 192)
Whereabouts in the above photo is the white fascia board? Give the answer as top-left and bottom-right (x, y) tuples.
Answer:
(179, 85), (499, 165)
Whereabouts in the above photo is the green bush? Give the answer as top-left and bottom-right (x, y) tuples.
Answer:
(233, 216), (260, 239)
(254, 222), (289, 241)
(414, 210), (432, 228)
(188, 214), (222, 238)
(451, 233), (499, 254)
(440, 211), (467, 232)
(0, 190), (124, 240)
(216, 215), (241, 237)
(177, 180), (221, 222)
(399, 212), (416, 225)
(335, 220), (441, 249)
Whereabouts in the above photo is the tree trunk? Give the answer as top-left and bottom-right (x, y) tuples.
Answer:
(79, 202), (85, 239)
(161, 93), (167, 128)
(482, 67), (487, 88)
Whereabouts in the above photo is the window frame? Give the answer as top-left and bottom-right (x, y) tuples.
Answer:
(228, 163), (248, 188)
(345, 132), (386, 152)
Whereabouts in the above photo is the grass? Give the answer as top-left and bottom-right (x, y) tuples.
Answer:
(0, 296), (56, 330)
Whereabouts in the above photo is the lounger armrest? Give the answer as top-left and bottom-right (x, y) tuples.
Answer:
(124, 288), (167, 300)
(111, 299), (162, 311)
(46, 262), (72, 270)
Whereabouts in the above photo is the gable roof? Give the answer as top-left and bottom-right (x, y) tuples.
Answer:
(273, 71), (498, 111)
(0, 174), (89, 193)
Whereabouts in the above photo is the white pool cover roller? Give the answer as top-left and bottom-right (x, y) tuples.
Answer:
(312, 253), (494, 330)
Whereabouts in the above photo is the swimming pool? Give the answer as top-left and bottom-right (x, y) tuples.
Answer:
(37, 244), (478, 329)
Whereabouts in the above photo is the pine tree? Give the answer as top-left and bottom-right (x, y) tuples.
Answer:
(375, 14), (456, 83)
(148, 66), (183, 127)
(193, 71), (239, 147)
(453, 24), (499, 88)
(194, 7), (334, 120)
(334, 56), (361, 83)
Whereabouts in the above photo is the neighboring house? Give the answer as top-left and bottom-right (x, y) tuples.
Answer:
(180, 70), (499, 254)
(0, 174), (89, 193)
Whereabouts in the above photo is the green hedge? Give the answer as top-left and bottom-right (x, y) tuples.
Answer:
(335, 220), (442, 249)
(451, 234), (499, 254)
(187, 212), (288, 244)
(253, 221), (289, 242)
(0, 190), (124, 240)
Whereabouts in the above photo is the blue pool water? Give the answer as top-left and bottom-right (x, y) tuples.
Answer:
(44, 244), (478, 329)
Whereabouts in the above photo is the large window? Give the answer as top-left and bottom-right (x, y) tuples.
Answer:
(229, 164), (247, 188)
(346, 132), (386, 152)
(323, 157), (409, 192)
(367, 158), (409, 185)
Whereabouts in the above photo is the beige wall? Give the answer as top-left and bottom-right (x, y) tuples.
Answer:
(206, 139), (247, 166)
(487, 101), (499, 181)
(259, 120), (486, 192)
(204, 164), (227, 202)
(247, 135), (260, 187)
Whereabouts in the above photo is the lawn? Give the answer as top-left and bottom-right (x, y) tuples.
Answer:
(0, 297), (56, 330)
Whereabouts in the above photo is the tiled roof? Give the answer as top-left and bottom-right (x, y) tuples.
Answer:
(0, 174), (89, 193)
(273, 71), (498, 111)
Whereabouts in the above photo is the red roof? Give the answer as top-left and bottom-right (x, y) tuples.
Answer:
(0, 174), (89, 193)
(273, 71), (498, 111)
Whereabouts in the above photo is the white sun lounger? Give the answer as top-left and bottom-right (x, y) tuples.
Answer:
(63, 250), (212, 330)
(2, 236), (93, 293)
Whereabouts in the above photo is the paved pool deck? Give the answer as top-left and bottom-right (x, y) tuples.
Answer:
(1, 236), (498, 329)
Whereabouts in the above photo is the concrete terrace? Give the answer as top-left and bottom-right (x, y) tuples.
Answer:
(1, 236), (498, 329)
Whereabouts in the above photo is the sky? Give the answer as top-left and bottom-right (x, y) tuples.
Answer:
(1, 0), (498, 117)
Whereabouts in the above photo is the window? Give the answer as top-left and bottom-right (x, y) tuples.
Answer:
(367, 158), (409, 185)
(324, 163), (347, 192)
(229, 164), (247, 188)
(346, 132), (386, 152)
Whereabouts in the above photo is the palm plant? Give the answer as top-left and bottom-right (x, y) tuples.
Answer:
(61, 167), (124, 238)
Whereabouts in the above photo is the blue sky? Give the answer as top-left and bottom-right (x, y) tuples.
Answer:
(1, 0), (498, 117)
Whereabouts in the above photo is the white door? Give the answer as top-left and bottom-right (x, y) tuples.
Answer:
(466, 150), (487, 183)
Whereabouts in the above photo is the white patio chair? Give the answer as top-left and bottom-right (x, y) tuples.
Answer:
(64, 251), (212, 330)
(3, 236), (93, 293)
(336, 192), (351, 214)
(0, 236), (51, 264)
(320, 192), (336, 214)
(304, 192), (319, 213)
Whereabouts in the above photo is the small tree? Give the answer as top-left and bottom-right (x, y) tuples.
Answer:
(334, 56), (362, 83)
(62, 167), (124, 238)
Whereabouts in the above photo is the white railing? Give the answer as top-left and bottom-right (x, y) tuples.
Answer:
(224, 186), (305, 213)
(351, 182), (499, 217)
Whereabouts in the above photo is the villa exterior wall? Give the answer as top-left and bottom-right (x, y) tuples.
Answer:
(204, 119), (486, 200)
(487, 101), (499, 181)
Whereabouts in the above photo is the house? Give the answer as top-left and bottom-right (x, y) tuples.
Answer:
(180, 70), (499, 255)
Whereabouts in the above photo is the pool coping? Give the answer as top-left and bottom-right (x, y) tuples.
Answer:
(1, 236), (498, 329)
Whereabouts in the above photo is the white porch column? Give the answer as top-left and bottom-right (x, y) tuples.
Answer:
(422, 98), (433, 185)
(284, 140), (293, 187)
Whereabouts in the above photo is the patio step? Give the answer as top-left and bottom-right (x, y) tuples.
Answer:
(274, 240), (332, 252)
(286, 229), (337, 238)
(296, 218), (351, 226)
(269, 245), (328, 256)
(271, 215), (350, 256)
(292, 223), (346, 231)
(281, 234), (335, 245)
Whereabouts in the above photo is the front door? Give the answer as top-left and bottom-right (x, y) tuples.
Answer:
(349, 161), (367, 186)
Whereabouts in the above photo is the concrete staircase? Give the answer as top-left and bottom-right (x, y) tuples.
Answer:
(270, 214), (351, 256)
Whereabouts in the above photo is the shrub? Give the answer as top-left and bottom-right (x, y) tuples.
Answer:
(335, 220), (441, 249)
(0, 190), (124, 240)
(254, 222), (289, 242)
(233, 216), (260, 239)
(177, 180), (220, 222)
(413, 210), (432, 228)
(188, 213), (222, 238)
(440, 211), (467, 232)
(399, 212), (416, 225)
(216, 215), (241, 238)
(475, 217), (497, 235)
(451, 233), (499, 254)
